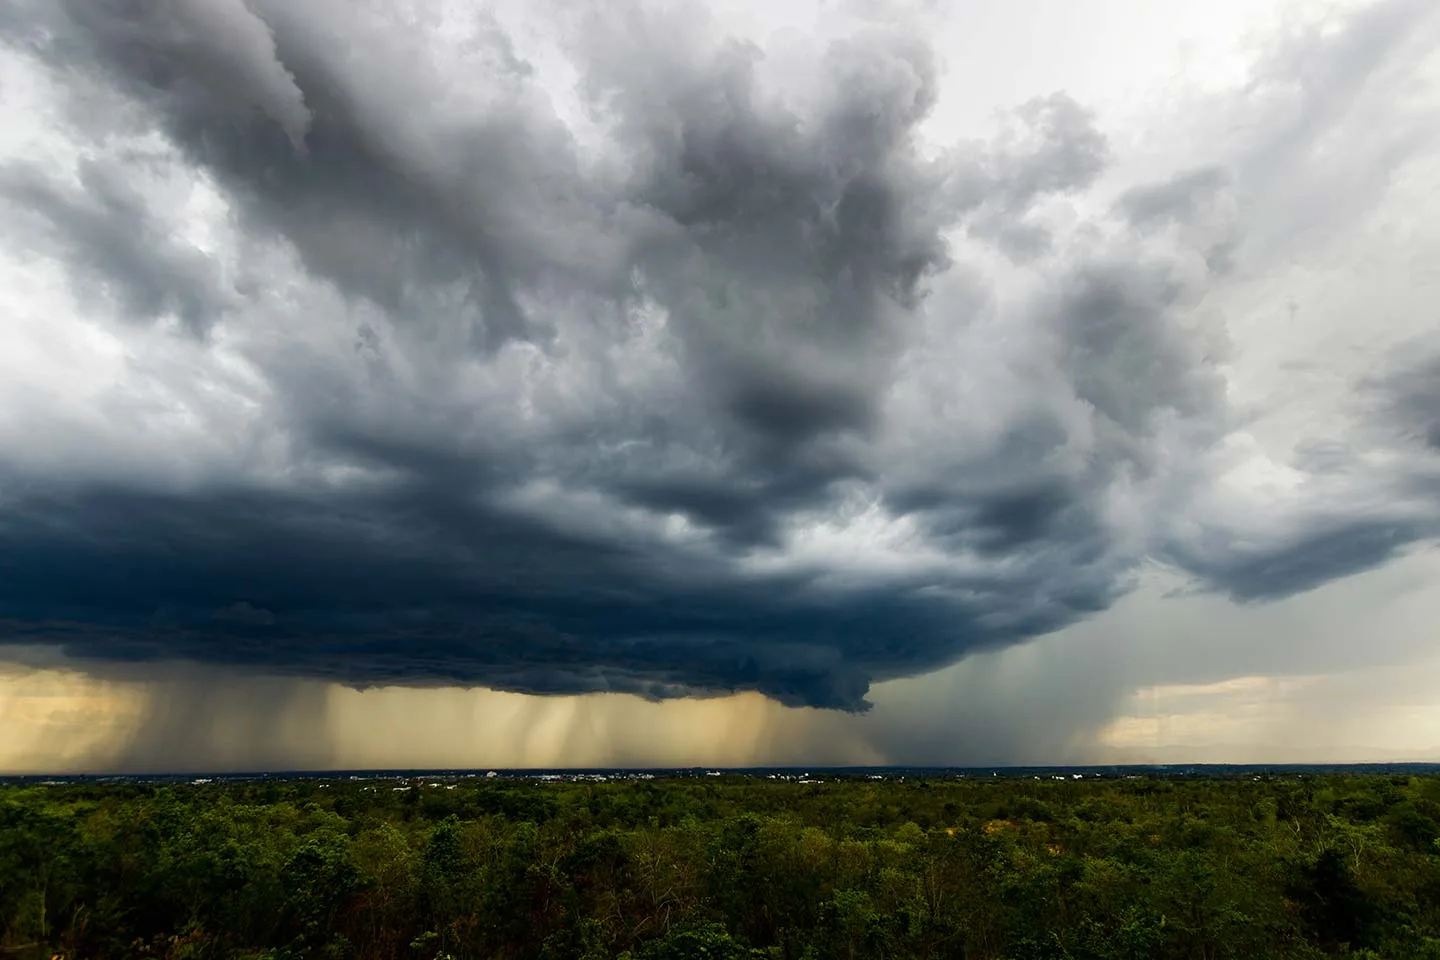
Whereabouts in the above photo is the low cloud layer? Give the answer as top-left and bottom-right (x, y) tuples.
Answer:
(1, 0), (1439, 717)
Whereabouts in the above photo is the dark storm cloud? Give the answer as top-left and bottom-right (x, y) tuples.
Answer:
(1371, 354), (1440, 453)
(1116, 166), (1231, 229)
(0, 157), (233, 336)
(0, 0), (1437, 711)
(1163, 519), (1436, 603)
(964, 93), (1111, 260)
(1159, 345), (1440, 604)
(0, 480), (1029, 710)
(22, 0), (628, 349)
(1052, 260), (1225, 434)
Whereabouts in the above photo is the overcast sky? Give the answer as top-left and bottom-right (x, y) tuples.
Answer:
(1, 0), (1439, 772)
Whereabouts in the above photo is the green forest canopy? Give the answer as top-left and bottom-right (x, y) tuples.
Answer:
(2, 772), (1439, 960)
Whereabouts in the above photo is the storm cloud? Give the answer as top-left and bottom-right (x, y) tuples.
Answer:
(1, 0), (1439, 715)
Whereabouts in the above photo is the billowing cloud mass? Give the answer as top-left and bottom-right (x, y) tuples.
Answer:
(1, 0), (1439, 734)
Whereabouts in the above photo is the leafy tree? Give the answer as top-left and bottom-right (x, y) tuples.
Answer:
(3, 772), (1440, 959)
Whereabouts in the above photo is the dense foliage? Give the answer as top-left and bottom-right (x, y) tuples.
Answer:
(2, 773), (1439, 960)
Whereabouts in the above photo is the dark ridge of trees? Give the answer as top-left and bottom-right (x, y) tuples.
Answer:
(2, 773), (1439, 959)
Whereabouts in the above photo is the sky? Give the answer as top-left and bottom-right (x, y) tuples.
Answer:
(1, 0), (1438, 773)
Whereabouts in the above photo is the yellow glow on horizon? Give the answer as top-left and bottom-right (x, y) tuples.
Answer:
(0, 664), (147, 773)
(324, 685), (859, 770)
(0, 661), (886, 773)
(3, 649), (1438, 773)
